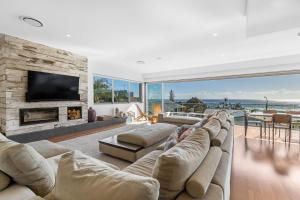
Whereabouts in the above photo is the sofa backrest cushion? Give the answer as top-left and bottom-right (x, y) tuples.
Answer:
(221, 121), (231, 131)
(186, 147), (222, 198)
(152, 128), (210, 200)
(202, 118), (221, 140)
(54, 151), (160, 200)
(211, 129), (228, 147)
(0, 171), (10, 191)
(0, 143), (55, 197)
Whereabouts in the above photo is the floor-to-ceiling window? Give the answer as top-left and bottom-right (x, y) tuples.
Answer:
(146, 73), (300, 114)
(147, 83), (162, 115)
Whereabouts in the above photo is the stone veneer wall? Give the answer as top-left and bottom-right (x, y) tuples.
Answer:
(0, 34), (88, 136)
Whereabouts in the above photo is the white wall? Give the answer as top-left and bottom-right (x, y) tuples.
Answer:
(88, 59), (144, 116)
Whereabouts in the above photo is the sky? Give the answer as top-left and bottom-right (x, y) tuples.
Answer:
(162, 74), (300, 101)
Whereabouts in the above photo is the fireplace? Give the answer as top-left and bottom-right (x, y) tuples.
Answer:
(67, 106), (82, 120)
(20, 107), (59, 126)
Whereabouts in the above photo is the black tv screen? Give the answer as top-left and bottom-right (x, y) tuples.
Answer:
(26, 71), (80, 102)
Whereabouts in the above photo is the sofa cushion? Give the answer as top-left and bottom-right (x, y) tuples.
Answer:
(123, 150), (163, 177)
(186, 147), (222, 198)
(221, 127), (233, 154)
(117, 123), (177, 147)
(176, 184), (223, 200)
(27, 140), (71, 159)
(0, 184), (37, 200)
(221, 121), (231, 131)
(0, 171), (10, 191)
(152, 128), (210, 200)
(212, 152), (231, 200)
(202, 118), (221, 140)
(211, 129), (228, 147)
(0, 143), (55, 197)
(54, 151), (160, 200)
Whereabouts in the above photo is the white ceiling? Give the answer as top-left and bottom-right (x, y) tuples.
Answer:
(1, 0), (300, 76)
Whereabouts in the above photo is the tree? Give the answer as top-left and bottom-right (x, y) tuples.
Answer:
(169, 90), (175, 102)
(184, 97), (207, 113)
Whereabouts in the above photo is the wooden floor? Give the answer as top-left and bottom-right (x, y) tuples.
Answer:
(49, 124), (300, 200)
(231, 125), (300, 200)
(48, 123), (125, 143)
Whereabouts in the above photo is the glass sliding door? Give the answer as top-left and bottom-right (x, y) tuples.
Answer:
(147, 83), (162, 115)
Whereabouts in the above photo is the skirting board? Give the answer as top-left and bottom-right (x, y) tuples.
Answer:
(7, 118), (126, 143)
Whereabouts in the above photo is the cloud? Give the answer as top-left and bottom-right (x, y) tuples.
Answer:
(173, 88), (300, 101)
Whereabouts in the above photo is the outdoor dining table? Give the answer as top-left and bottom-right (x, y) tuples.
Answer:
(248, 112), (300, 143)
(248, 112), (300, 121)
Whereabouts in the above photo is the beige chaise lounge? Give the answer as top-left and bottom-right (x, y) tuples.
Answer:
(99, 123), (177, 162)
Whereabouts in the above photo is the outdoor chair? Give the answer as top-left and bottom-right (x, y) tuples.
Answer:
(272, 114), (292, 144)
(263, 110), (278, 136)
(244, 111), (263, 138)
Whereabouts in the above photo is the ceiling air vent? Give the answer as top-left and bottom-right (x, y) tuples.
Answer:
(19, 16), (43, 27)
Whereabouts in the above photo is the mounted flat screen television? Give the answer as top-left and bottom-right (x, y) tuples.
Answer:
(26, 71), (80, 102)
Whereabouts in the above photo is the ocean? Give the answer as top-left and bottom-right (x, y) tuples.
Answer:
(148, 99), (300, 112)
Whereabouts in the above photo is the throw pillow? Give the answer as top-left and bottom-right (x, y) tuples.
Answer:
(164, 133), (178, 151)
(175, 125), (192, 137)
(152, 128), (210, 200)
(54, 151), (160, 200)
(178, 127), (195, 142)
(194, 117), (209, 128)
(0, 143), (55, 197)
(0, 171), (10, 191)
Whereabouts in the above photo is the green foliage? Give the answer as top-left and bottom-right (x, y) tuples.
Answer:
(184, 97), (207, 113)
(93, 78), (112, 103)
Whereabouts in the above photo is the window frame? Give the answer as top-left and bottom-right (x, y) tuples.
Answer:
(93, 74), (143, 104)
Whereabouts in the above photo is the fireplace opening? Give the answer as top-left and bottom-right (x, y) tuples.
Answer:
(67, 106), (82, 120)
(20, 107), (59, 126)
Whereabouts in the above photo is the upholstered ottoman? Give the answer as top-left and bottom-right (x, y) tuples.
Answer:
(99, 123), (177, 162)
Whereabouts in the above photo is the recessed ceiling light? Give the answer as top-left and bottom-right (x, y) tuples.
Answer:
(137, 61), (145, 64)
(297, 32), (300, 36)
(213, 33), (219, 37)
(221, 54), (225, 57)
(66, 34), (72, 38)
(156, 57), (162, 60)
(19, 16), (43, 27)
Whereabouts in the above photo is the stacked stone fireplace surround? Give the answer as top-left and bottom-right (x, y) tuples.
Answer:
(0, 34), (88, 136)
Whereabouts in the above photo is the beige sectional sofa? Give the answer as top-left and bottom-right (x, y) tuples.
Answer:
(124, 110), (234, 200)
(0, 110), (234, 200)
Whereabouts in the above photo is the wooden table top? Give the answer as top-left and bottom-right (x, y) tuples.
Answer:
(99, 135), (143, 152)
